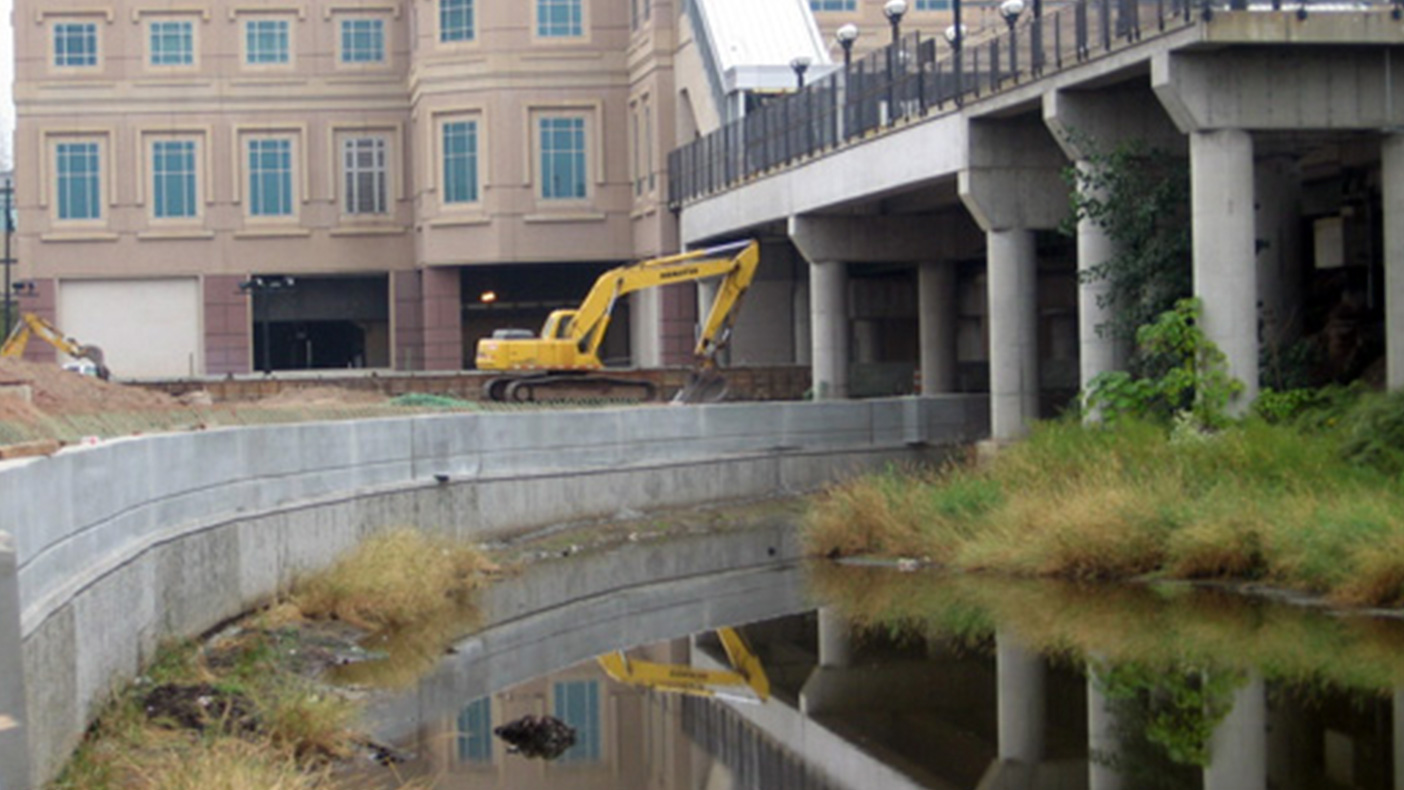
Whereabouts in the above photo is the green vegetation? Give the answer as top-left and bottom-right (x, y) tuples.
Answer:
(52, 528), (491, 790)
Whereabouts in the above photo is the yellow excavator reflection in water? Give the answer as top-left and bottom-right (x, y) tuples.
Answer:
(597, 627), (771, 704)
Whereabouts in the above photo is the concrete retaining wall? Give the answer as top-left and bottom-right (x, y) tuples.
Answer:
(0, 395), (987, 789)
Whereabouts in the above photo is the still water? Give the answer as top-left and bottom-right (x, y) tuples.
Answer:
(364, 558), (1404, 790)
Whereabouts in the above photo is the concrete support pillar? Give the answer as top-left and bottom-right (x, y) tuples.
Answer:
(817, 607), (852, 669)
(918, 261), (959, 394)
(1254, 156), (1304, 365)
(630, 288), (663, 369)
(1383, 134), (1404, 391)
(853, 320), (881, 365)
(794, 275), (812, 366)
(1076, 162), (1127, 394)
(0, 533), (31, 790)
(1203, 673), (1267, 790)
(996, 630), (1046, 765)
(810, 261), (849, 400)
(1394, 686), (1404, 790)
(987, 230), (1040, 440)
(1191, 129), (1258, 410)
(1086, 665), (1123, 790)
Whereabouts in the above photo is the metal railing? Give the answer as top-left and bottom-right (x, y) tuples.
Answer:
(667, 0), (1393, 208)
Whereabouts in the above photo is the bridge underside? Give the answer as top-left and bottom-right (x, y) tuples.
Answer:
(678, 12), (1404, 438)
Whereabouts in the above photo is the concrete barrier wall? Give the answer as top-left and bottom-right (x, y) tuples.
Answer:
(0, 395), (988, 789)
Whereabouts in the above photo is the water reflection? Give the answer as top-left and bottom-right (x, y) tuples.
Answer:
(374, 562), (1404, 789)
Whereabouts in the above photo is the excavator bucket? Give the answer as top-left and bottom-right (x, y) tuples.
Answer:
(671, 368), (728, 405)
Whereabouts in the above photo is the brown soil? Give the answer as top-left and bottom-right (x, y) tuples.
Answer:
(257, 386), (388, 407)
(0, 358), (181, 420)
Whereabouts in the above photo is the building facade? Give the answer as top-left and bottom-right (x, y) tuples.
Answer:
(10, 0), (681, 377)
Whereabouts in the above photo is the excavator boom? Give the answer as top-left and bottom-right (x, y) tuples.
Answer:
(2, 313), (111, 379)
(597, 627), (771, 704)
(476, 240), (760, 402)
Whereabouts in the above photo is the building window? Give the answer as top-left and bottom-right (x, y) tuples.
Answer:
(149, 20), (194, 66)
(915, 0), (951, 8)
(441, 0), (475, 42)
(552, 681), (600, 763)
(343, 136), (388, 214)
(537, 0), (583, 37)
(442, 120), (479, 204)
(152, 140), (197, 219)
(245, 19), (290, 64)
(644, 100), (654, 193)
(809, 0), (856, 9)
(456, 698), (492, 764)
(538, 116), (586, 200)
(56, 141), (101, 221)
(340, 18), (385, 63)
(54, 23), (98, 67)
(248, 138), (294, 217)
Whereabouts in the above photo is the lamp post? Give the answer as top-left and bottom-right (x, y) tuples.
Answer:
(883, 0), (907, 125)
(239, 275), (296, 374)
(836, 23), (858, 70)
(790, 55), (811, 90)
(1, 179), (13, 336)
(945, 22), (966, 105)
(1000, 0), (1025, 80)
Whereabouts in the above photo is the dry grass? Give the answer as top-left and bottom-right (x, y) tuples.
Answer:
(806, 418), (1404, 605)
(293, 527), (495, 631)
(123, 740), (326, 790)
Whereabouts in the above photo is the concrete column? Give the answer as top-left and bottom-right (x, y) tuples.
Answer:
(1383, 134), (1404, 391)
(810, 261), (849, 400)
(918, 261), (958, 394)
(0, 533), (31, 790)
(1394, 686), (1404, 790)
(1086, 665), (1123, 790)
(1191, 129), (1258, 410)
(630, 288), (663, 368)
(1076, 161), (1127, 395)
(1254, 156), (1304, 364)
(817, 607), (853, 669)
(421, 267), (464, 371)
(794, 275), (812, 366)
(996, 630), (1046, 765)
(1203, 672), (1267, 790)
(987, 230), (1040, 440)
(853, 320), (881, 365)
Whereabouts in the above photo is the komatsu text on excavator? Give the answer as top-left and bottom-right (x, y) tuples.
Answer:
(1, 313), (111, 380)
(475, 239), (760, 403)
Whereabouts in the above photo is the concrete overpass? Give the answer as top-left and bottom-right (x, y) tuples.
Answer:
(670, 0), (1404, 439)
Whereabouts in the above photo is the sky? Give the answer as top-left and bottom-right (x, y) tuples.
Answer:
(1, 0), (13, 170)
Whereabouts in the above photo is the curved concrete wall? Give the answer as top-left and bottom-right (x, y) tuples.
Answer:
(0, 396), (987, 789)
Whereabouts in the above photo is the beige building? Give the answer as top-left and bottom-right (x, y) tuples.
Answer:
(10, 0), (966, 379)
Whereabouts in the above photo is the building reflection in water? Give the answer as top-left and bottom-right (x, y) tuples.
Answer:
(393, 604), (1404, 789)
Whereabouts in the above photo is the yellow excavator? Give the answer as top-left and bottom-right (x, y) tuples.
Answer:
(597, 627), (771, 704)
(475, 239), (760, 403)
(1, 313), (111, 380)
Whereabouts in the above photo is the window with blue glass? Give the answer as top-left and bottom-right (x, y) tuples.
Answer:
(248, 138), (293, 217)
(245, 19), (289, 64)
(150, 20), (194, 66)
(343, 136), (388, 215)
(56, 142), (101, 221)
(152, 140), (197, 219)
(441, 0), (475, 42)
(809, 0), (856, 10)
(539, 116), (586, 200)
(455, 698), (492, 764)
(552, 681), (600, 763)
(442, 121), (479, 204)
(538, 0), (583, 37)
(341, 18), (385, 63)
(915, 0), (951, 9)
(54, 23), (98, 67)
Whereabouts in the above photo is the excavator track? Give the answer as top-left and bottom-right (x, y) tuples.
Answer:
(484, 372), (658, 403)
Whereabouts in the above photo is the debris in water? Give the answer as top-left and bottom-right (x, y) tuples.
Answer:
(493, 714), (577, 760)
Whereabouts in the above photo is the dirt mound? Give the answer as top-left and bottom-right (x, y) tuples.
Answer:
(0, 358), (181, 417)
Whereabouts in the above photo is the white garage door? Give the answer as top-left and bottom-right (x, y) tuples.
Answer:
(58, 278), (202, 379)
